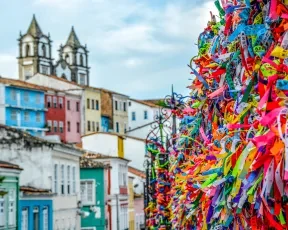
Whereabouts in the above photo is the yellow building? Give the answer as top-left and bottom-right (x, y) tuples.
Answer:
(128, 176), (135, 230)
(83, 87), (102, 134)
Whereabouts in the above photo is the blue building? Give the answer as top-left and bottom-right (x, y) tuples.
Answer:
(0, 78), (47, 136)
(19, 187), (53, 230)
(101, 116), (109, 132)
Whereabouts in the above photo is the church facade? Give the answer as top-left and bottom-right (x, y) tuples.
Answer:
(18, 15), (90, 86)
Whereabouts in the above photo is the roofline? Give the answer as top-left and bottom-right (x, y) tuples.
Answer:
(81, 131), (146, 142)
(129, 98), (159, 108)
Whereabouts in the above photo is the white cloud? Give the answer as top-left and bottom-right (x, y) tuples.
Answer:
(123, 58), (143, 68)
(0, 54), (18, 79)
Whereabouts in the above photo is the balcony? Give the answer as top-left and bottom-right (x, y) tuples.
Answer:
(5, 104), (47, 111)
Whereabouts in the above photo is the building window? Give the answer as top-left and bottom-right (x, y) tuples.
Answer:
(80, 74), (86, 85)
(36, 94), (41, 104)
(123, 102), (126, 111)
(24, 111), (29, 122)
(116, 122), (119, 133)
(129, 101), (131, 106)
(59, 121), (64, 133)
(119, 165), (127, 187)
(61, 165), (65, 195)
(11, 111), (17, 120)
(42, 65), (48, 75)
(92, 122), (95, 132)
(36, 112), (41, 122)
(87, 99), (90, 109)
(76, 102), (79, 112)
(80, 180), (95, 205)
(59, 98), (63, 109)
(8, 190), (15, 226)
(53, 97), (57, 108)
(24, 92), (29, 102)
(33, 207), (39, 230)
(47, 120), (52, 132)
(11, 89), (17, 101)
(77, 122), (80, 133)
(43, 207), (48, 230)
(132, 112), (136, 121)
(115, 100), (118, 110)
(96, 122), (99, 132)
(87, 121), (91, 131)
(0, 197), (4, 227)
(67, 121), (71, 132)
(25, 44), (30, 57)
(144, 111), (148, 120)
(80, 54), (84, 66)
(53, 121), (58, 132)
(67, 166), (71, 195)
(42, 44), (46, 57)
(65, 54), (69, 63)
(96, 100), (99, 110)
(67, 100), (70, 110)
(91, 100), (95, 110)
(47, 96), (51, 108)
(54, 164), (58, 194)
(72, 167), (76, 194)
(21, 208), (28, 230)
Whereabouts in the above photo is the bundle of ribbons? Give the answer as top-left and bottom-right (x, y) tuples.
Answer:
(167, 0), (288, 229)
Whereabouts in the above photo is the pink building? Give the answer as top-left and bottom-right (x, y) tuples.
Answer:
(65, 95), (81, 143)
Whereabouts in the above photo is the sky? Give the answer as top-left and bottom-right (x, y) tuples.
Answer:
(0, 0), (217, 99)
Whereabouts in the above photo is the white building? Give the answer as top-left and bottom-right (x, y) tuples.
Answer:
(82, 132), (146, 171)
(126, 99), (174, 141)
(0, 124), (83, 229)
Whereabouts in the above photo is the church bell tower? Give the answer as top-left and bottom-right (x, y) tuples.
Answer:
(18, 15), (53, 80)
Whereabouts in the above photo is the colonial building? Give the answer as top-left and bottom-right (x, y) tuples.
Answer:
(0, 124), (83, 229)
(99, 89), (129, 134)
(18, 15), (53, 80)
(0, 77), (48, 136)
(0, 161), (22, 230)
(80, 157), (110, 230)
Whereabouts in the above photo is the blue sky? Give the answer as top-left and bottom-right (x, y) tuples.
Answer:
(0, 0), (217, 99)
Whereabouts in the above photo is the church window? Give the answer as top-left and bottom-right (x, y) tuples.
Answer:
(41, 65), (48, 75)
(65, 54), (69, 64)
(25, 44), (30, 57)
(42, 44), (46, 57)
(79, 74), (86, 85)
(80, 54), (84, 66)
(71, 73), (76, 82)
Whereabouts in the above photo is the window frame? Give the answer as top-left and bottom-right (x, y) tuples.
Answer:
(80, 180), (96, 206)
(96, 100), (99, 110)
(24, 111), (30, 122)
(115, 100), (118, 110)
(67, 100), (70, 110)
(0, 196), (4, 227)
(116, 122), (119, 133)
(67, 166), (71, 195)
(23, 92), (29, 102)
(47, 96), (51, 108)
(123, 102), (126, 112)
(92, 121), (95, 132)
(36, 112), (41, 122)
(59, 98), (63, 109)
(87, 99), (90, 109)
(76, 102), (80, 112)
(11, 89), (17, 101)
(87, 121), (91, 132)
(21, 207), (28, 230)
(144, 110), (148, 120)
(11, 111), (17, 121)
(77, 122), (80, 133)
(72, 166), (76, 194)
(61, 165), (65, 195)
(8, 189), (15, 227)
(59, 121), (64, 133)
(42, 207), (48, 230)
(132, 112), (136, 121)
(53, 121), (58, 133)
(54, 164), (58, 194)
(67, 121), (71, 132)
(53, 97), (57, 108)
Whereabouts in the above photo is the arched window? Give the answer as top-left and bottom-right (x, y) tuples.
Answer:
(25, 44), (30, 57)
(80, 54), (84, 66)
(61, 74), (66, 79)
(42, 44), (46, 57)
(65, 54), (69, 64)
